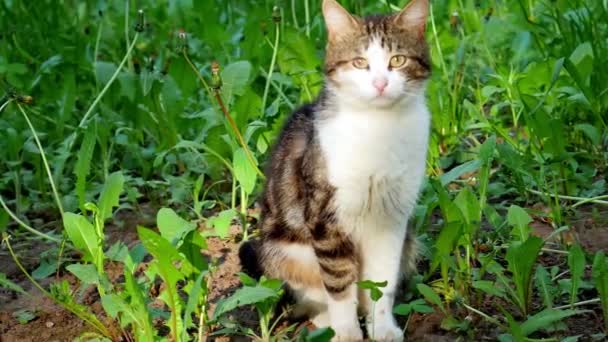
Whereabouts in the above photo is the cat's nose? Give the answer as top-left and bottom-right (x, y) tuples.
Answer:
(373, 78), (388, 93)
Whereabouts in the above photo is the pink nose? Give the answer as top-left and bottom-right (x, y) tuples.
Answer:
(373, 78), (388, 93)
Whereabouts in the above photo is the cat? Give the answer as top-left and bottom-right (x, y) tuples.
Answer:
(240, 0), (431, 340)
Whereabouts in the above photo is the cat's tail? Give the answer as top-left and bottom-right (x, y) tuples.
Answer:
(400, 228), (420, 277)
(238, 238), (264, 280)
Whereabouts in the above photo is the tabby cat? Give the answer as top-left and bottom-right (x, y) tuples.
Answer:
(241, 0), (431, 340)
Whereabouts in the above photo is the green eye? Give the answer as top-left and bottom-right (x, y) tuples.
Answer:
(352, 57), (369, 69)
(389, 55), (407, 68)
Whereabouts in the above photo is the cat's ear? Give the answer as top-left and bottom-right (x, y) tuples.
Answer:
(394, 0), (429, 37)
(322, 0), (359, 41)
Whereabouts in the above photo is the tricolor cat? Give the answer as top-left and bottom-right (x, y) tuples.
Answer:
(241, 0), (431, 340)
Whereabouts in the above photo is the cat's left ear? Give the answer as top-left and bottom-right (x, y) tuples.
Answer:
(394, 0), (429, 37)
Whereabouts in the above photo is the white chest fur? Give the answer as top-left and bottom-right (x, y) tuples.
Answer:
(317, 96), (430, 233)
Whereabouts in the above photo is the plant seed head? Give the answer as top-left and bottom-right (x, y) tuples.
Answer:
(177, 30), (188, 53)
(260, 21), (268, 36)
(211, 61), (222, 90)
(211, 61), (220, 74)
(450, 12), (460, 30)
(135, 9), (145, 33)
(272, 6), (281, 23)
(18, 95), (33, 104)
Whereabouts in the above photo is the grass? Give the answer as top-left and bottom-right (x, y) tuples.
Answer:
(0, 0), (607, 341)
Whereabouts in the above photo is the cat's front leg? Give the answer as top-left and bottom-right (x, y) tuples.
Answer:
(312, 222), (363, 341)
(360, 226), (407, 341)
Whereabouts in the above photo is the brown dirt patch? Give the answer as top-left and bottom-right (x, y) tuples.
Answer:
(0, 204), (156, 341)
(203, 225), (259, 340)
(570, 206), (608, 253)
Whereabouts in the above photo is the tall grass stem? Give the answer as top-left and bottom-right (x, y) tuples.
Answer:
(16, 103), (65, 216)
(0, 195), (62, 243)
(261, 20), (280, 116)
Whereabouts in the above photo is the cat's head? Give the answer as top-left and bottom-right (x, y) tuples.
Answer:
(322, 0), (430, 109)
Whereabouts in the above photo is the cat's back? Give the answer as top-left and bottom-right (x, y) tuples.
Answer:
(260, 102), (320, 217)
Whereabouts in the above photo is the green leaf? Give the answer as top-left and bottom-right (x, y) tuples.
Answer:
(74, 125), (96, 212)
(432, 179), (464, 223)
(411, 300), (435, 314)
(503, 309), (525, 341)
(567, 244), (585, 306)
(221, 61), (252, 103)
(535, 265), (555, 309)
(157, 207), (196, 245)
(479, 136), (497, 163)
(63, 212), (99, 262)
(50, 280), (109, 336)
(357, 280), (387, 301)
(453, 187), (481, 228)
(182, 271), (207, 341)
(123, 270), (156, 339)
(0, 272), (27, 295)
(259, 277), (284, 292)
(13, 309), (36, 324)
(431, 221), (462, 278)
(481, 85), (505, 99)
(66, 264), (100, 285)
(416, 283), (443, 309)
(574, 123), (600, 145)
(117, 72), (137, 101)
(303, 327), (335, 341)
(568, 42), (593, 85)
(257, 134), (269, 154)
(564, 46), (594, 105)
(97, 172), (124, 221)
(239, 272), (257, 287)
(440, 160), (481, 186)
(592, 252), (608, 330)
(233, 148), (257, 195)
(506, 236), (544, 315)
(100, 293), (123, 318)
(138, 227), (183, 268)
(207, 209), (236, 239)
(8, 63), (27, 74)
(0, 209), (8, 234)
(356, 280), (388, 289)
(550, 57), (565, 86)
(234, 89), (262, 131)
(138, 226), (187, 338)
(394, 299), (434, 316)
(393, 303), (412, 316)
(32, 259), (57, 279)
(213, 285), (280, 320)
(179, 230), (208, 272)
(277, 28), (323, 100)
(507, 205), (532, 241)
(472, 280), (506, 299)
(95, 61), (118, 85)
(520, 309), (584, 336)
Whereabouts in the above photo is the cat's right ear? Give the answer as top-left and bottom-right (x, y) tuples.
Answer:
(322, 0), (359, 41)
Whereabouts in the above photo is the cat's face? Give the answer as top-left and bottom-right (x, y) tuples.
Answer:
(322, 0), (430, 108)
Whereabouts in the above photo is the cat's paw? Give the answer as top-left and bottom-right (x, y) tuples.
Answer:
(331, 322), (364, 341)
(367, 322), (403, 342)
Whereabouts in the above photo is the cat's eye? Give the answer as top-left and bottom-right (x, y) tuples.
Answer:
(352, 57), (369, 69)
(389, 55), (407, 69)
